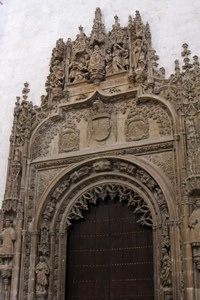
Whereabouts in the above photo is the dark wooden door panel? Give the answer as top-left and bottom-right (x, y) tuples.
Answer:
(66, 196), (154, 300)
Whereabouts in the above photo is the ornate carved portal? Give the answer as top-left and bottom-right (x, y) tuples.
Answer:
(0, 7), (200, 300)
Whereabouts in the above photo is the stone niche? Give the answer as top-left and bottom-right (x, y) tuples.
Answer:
(0, 7), (200, 300)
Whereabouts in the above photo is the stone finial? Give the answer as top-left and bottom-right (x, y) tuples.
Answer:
(114, 15), (119, 24)
(22, 82), (30, 100)
(94, 7), (102, 20)
(181, 43), (191, 57)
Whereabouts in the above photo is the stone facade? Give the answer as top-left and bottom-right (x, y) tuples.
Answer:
(0, 7), (200, 300)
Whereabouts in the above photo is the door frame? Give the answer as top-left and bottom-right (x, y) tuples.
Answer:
(29, 155), (181, 300)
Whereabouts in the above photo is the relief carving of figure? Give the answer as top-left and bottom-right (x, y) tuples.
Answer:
(89, 45), (104, 70)
(112, 44), (125, 72)
(0, 220), (16, 256)
(75, 56), (89, 81)
(133, 39), (146, 70)
(35, 256), (49, 294)
(160, 248), (171, 288)
(68, 59), (78, 83)
(105, 49), (113, 75)
(189, 198), (200, 243)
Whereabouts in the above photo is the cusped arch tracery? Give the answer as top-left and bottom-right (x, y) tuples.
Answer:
(64, 182), (154, 228)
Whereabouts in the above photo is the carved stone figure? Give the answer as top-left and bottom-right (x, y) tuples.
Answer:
(133, 39), (146, 70)
(189, 198), (200, 243)
(160, 248), (171, 288)
(105, 49), (113, 74)
(35, 256), (49, 294)
(0, 220), (16, 256)
(89, 45), (104, 70)
(112, 44), (125, 72)
(68, 59), (78, 83)
(75, 58), (89, 81)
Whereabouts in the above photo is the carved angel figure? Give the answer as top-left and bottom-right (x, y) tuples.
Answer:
(35, 256), (49, 293)
(0, 220), (16, 256)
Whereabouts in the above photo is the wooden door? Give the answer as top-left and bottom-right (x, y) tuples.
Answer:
(66, 196), (154, 300)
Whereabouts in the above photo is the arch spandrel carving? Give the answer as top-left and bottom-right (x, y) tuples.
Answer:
(30, 91), (175, 161)
(1, 6), (200, 300)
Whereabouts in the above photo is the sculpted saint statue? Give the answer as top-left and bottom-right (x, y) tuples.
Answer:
(160, 248), (171, 288)
(0, 220), (16, 256)
(112, 44), (125, 72)
(89, 45), (104, 70)
(133, 39), (146, 70)
(35, 256), (49, 293)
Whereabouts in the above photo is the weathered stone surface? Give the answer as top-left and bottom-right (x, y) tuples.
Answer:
(0, 7), (200, 300)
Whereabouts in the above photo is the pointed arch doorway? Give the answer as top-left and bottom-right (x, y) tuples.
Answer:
(66, 194), (154, 300)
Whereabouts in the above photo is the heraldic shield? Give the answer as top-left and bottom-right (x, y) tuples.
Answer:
(91, 114), (112, 141)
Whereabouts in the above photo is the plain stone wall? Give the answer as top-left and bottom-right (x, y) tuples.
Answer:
(0, 0), (200, 205)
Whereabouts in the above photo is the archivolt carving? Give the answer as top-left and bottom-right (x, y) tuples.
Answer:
(39, 158), (168, 222)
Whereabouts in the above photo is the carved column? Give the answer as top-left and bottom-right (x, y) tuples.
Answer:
(0, 263), (12, 300)
(28, 231), (39, 300)
(10, 203), (23, 300)
(48, 231), (55, 300)
(58, 231), (67, 300)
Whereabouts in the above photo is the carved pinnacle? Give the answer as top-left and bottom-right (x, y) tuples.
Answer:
(181, 43), (191, 58)
(114, 15), (119, 24)
(78, 25), (83, 34)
